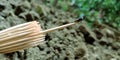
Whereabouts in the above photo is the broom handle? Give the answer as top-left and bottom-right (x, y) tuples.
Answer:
(40, 18), (83, 34)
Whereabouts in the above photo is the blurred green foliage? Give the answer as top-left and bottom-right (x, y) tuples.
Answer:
(43, 0), (120, 28)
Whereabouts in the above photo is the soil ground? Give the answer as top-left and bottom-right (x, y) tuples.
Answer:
(0, 0), (120, 60)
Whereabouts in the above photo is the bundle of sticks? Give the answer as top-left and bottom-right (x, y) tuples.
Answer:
(0, 18), (82, 54)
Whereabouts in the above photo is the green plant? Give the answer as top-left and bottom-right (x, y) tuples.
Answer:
(43, 0), (120, 28)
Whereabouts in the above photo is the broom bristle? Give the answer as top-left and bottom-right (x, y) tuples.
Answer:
(0, 21), (45, 54)
(0, 18), (82, 54)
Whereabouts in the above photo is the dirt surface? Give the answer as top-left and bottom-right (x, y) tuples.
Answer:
(0, 0), (120, 60)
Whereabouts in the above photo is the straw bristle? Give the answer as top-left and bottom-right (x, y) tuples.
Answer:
(0, 21), (45, 54)
(0, 18), (82, 54)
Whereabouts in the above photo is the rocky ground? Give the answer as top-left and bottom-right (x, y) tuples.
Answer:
(0, 0), (120, 60)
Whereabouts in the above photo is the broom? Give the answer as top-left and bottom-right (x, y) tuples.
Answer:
(0, 18), (83, 54)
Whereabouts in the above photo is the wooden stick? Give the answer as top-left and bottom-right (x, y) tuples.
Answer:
(0, 35), (45, 48)
(0, 38), (45, 53)
(0, 28), (34, 39)
(0, 21), (36, 34)
(0, 18), (83, 54)
(40, 19), (82, 34)
(0, 37), (45, 50)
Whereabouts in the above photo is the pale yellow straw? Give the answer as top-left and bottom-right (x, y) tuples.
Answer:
(0, 18), (82, 54)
